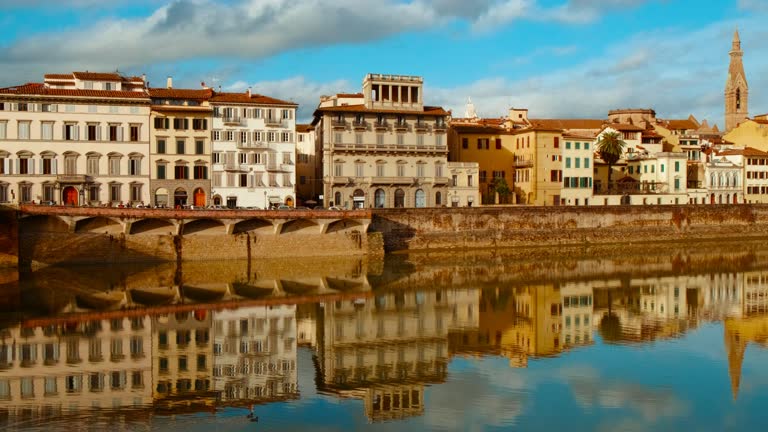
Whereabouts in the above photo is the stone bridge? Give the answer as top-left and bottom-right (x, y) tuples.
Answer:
(18, 204), (372, 236)
(16, 205), (377, 265)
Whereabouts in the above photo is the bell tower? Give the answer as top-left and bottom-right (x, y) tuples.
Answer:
(725, 29), (748, 132)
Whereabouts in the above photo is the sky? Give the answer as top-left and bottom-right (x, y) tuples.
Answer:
(1, 0), (767, 124)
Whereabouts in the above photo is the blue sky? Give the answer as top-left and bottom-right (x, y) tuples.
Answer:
(1, 0), (767, 123)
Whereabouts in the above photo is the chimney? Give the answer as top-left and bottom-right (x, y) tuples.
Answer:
(166, 76), (173, 89)
(201, 81), (207, 89)
(247, 86), (252, 98)
(142, 74), (147, 87)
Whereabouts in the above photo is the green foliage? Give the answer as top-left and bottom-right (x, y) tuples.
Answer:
(596, 131), (627, 188)
(492, 177), (511, 197)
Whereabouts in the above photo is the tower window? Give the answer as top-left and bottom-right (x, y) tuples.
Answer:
(736, 88), (741, 110)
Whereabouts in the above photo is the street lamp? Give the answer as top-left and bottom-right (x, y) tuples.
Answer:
(79, 188), (85, 206)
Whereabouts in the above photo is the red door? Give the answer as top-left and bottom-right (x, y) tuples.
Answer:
(63, 187), (78, 206)
(193, 188), (206, 207)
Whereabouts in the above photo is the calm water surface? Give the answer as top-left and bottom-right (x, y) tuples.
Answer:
(1, 243), (768, 431)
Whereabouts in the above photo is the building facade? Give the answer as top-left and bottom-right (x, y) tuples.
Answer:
(295, 124), (320, 205)
(725, 30), (749, 132)
(313, 74), (451, 209)
(560, 134), (594, 206)
(148, 82), (213, 208)
(0, 72), (150, 206)
(210, 90), (297, 209)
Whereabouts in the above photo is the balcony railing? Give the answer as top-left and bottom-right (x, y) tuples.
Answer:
(56, 174), (91, 183)
(332, 120), (348, 129)
(332, 143), (447, 153)
(433, 124), (447, 132)
(352, 120), (368, 130)
(393, 122), (408, 131)
(265, 118), (284, 128)
(514, 159), (533, 168)
(414, 122), (429, 132)
(433, 177), (451, 185)
(593, 181), (670, 195)
(370, 176), (415, 185)
(374, 121), (389, 130)
(223, 116), (242, 125)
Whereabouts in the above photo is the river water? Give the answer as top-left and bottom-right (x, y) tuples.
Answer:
(1, 242), (768, 431)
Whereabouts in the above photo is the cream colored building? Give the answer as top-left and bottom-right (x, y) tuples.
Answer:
(148, 81), (213, 207)
(561, 283), (594, 348)
(210, 90), (298, 209)
(295, 124), (320, 205)
(152, 311), (213, 407)
(0, 72), (150, 205)
(561, 134), (595, 206)
(447, 162), (481, 207)
(212, 305), (298, 405)
(312, 74), (452, 209)
(0, 316), (152, 419)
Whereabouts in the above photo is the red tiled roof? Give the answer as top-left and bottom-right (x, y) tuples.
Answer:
(72, 72), (124, 81)
(665, 119), (698, 130)
(718, 146), (768, 157)
(605, 123), (645, 132)
(336, 93), (363, 98)
(753, 119), (768, 125)
(0, 82), (149, 99)
(450, 124), (511, 134)
(296, 124), (314, 133)
(149, 88), (213, 100)
(210, 92), (297, 106)
(527, 119), (605, 130)
(314, 104), (449, 116)
(43, 74), (73, 80)
(151, 105), (212, 113)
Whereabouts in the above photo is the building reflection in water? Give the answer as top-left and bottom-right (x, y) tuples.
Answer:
(2, 254), (768, 425)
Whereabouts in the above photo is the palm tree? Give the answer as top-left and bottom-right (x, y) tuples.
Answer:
(596, 131), (626, 191)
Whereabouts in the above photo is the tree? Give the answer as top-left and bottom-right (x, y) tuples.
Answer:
(596, 131), (627, 191)
(491, 177), (511, 203)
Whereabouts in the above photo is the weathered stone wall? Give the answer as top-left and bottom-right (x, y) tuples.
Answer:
(0, 207), (19, 268)
(369, 205), (768, 252)
(19, 230), (370, 268)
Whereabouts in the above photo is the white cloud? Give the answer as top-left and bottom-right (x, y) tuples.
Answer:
(738, 0), (768, 11)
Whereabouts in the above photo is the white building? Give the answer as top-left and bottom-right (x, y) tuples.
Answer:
(295, 124), (321, 205)
(0, 72), (150, 205)
(561, 134), (594, 206)
(212, 305), (298, 404)
(705, 150), (743, 204)
(447, 162), (481, 207)
(210, 90), (298, 209)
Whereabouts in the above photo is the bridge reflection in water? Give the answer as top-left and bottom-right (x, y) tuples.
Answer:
(1, 244), (768, 429)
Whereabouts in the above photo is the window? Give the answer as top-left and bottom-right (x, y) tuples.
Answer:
(376, 163), (385, 177)
(566, 142), (571, 149)
(193, 165), (207, 180)
(173, 118), (189, 130)
(335, 132), (342, 143)
(554, 137), (559, 148)
(128, 156), (141, 176)
(435, 163), (443, 178)
(212, 130), (221, 141)
(129, 125), (139, 141)
(64, 123), (78, 140)
(192, 118), (207, 130)
(468, 175), (474, 187)
(0, 121), (6, 139)
(675, 161), (680, 172)
(109, 156), (121, 175)
(86, 124), (99, 141)
(334, 162), (343, 177)
(176, 140), (185, 154)
(462, 137), (468, 149)
(496, 138), (502, 149)
(64, 154), (77, 175)
(479, 170), (487, 183)
(157, 139), (166, 154)
(175, 165), (189, 180)
(397, 134), (404, 146)
(584, 158), (590, 168)
(42, 157), (53, 175)
(110, 184), (121, 202)
(397, 163), (405, 177)
(575, 158), (580, 169)
(377, 134), (384, 146)
(436, 135), (443, 146)
(157, 164), (166, 180)
(355, 162), (365, 177)
(154, 117), (169, 129)
(18, 157), (30, 175)
(565, 158), (571, 169)
(17, 121), (30, 139)
(109, 124), (120, 141)
(41, 122), (53, 140)
(585, 142), (590, 150)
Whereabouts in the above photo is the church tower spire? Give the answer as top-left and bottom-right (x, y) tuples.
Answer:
(725, 28), (749, 132)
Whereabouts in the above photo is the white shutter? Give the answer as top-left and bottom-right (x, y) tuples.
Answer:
(117, 126), (123, 141)
(3, 158), (9, 174)
(96, 125), (102, 141)
(52, 159), (58, 175)
(73, 125), (80, 141)
(15, 159), (19, 174)
(30, 159), (35, 175)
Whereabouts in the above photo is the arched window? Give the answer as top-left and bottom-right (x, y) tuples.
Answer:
(394, 189), (405, 208)
(334, 191), (342, 208)
(736, 88), (741, 110)
(374, 189), (386, 208)
(415, 189), (426, 208)
(435, 191), (442, 206)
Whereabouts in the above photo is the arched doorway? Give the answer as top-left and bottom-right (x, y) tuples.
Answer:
(213, 195), (222, 206)
(394, 189), (405, 208)
(710, 193), (715, 205)
(285, 196), (294, 207)
(155, 188), (169, 207)
(734, 194), (738, 204)
(374, 189), (386, 208)
(435, 191), (442, 206)
(352, 189), (365, 209)
(193, 188), (206, 207)
(174, 188), (188, 208)
(63, 186), (78, 206)
(415, 189), (426, 208)
(334, 192), (342, 208)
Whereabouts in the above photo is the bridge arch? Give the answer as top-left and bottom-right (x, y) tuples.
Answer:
(75, 216), (122, 234)
(130, 218), (176, 235)
(182, 218), (226, 236)
(233, 218), (274, 235)
(280, 218), (321, 235)
(19, 214), (69, 233)
(326, 219), (364, 234)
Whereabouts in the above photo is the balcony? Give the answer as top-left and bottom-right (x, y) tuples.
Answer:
(371, 176), (415, 185)
(352, 120), (368, 130)
(332, 142), (448, 154)
(223, 116), (242, 126)
(433, 177), (451, 185)
(514, 159), (533, 168)
(57, 174), (91, 183)
(374, 121), (389, 131)
(280, 163), (294, 171)
(332, 120), (348, 129)
(393, 122), (408, 132)
(433, 123), (447, 132)
(414, 122), (429, 132)
(265, 118), (284, 128)
(331, 176), (350, 185)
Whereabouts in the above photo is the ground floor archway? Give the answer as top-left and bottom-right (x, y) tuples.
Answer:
(353, 189), (365, 209)
(193, 188), (206, 207)
(285, 196), (294, 207)
(174, 188), (188, 208)
(155, 188), (169, 207)
(62, 186), (78, 206)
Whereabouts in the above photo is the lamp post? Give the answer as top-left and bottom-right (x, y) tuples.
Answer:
(79, 187), (85, 207)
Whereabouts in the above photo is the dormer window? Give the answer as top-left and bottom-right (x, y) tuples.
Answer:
(104, 82), (114, 91)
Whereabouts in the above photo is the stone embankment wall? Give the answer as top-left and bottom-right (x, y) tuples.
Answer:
(369, 205), (768, 252)
(0, 207), (18, 269)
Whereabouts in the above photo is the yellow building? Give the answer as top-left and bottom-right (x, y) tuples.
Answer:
(448, 120), (516, 204)
(724, 314), (768, 400)
(723, 116), (768, 151)
(510, 128), (564, 205)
